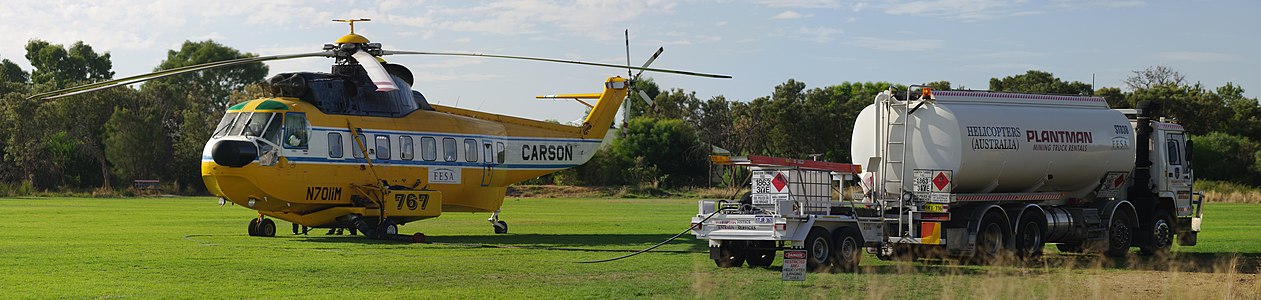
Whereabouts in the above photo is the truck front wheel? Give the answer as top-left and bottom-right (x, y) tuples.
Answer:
(1139, 210), (1173, 257)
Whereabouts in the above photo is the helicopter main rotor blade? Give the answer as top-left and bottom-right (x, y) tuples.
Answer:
(349, 51), (399, 92)
(29, 51), (335, 100)
(381, 50), (731, 79)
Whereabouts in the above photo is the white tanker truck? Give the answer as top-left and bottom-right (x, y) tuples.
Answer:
(692, 87), (1204, 271)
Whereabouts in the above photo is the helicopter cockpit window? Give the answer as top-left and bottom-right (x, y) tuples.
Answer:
(283, 112), (309, 149)
(261, 114), (283, 144)
(237, 112), (278, 139)
(213, 113), (240, 138)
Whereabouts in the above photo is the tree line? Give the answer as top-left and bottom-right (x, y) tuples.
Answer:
(0, 39), (1258, 194)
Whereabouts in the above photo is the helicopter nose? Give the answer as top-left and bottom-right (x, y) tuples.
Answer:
(211, 140), (258, 168)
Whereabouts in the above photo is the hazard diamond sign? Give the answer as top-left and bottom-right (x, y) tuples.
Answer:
(771, 171), (790, 193)
(931, 170), (952, 193)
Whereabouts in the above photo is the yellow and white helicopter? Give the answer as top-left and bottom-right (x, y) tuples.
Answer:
(33, 19), (729, 239)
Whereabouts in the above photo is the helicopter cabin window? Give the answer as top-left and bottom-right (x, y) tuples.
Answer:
(352, 134), (366, 159)
(420, 137), (437, 161)
(442, 138), (457, 162)
(464, 139), (478, 162)
(496, 142), (505, 164)
(283, 112), (309, 149)
(400, 136), (414, 161)
(375, 135), (391, 160)
(213, 113), (240, 138)
(328, 132), (343, 158)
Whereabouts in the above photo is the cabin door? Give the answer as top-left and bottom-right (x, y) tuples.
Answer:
(480, 140), (495, 186)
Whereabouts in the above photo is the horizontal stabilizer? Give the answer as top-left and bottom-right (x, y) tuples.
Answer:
(535, 93), (602, 99)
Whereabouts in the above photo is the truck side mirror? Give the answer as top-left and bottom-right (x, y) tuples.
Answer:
(1185, 139), (1194, 165)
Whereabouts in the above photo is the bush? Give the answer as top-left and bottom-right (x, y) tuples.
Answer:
(1191, 133), (1261, 184)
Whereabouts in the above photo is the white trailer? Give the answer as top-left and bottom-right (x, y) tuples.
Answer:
(693, 87), (1205, 271)
(693, 155), (872, 271)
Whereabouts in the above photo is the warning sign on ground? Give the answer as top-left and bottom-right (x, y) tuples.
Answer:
(782, 249), (807, 281)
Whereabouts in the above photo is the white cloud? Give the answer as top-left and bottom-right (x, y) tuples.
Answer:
(884, 0), (1039, 22)
(772, 10), (811, 19)
(1153, 51), (1239, 63)
(968, 51), (1045, 60)
(848, 36), (942, 51)
(792, 26), (843, 43)
(753, 0), (841, 8)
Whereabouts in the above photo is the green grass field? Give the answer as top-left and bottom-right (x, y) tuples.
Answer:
(0, 197), (1257, 299)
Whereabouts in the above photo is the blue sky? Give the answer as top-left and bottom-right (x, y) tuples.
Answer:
(0, 0), (1255, 122)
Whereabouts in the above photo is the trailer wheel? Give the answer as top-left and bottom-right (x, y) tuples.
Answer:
(832, 227), (863, 272)
(805, 227), (833, 271)
(1014, 213), (1045, 259)
(1139, 210), (1173, 257)
(713, 241), (746, 268)
(745, 241), (776, 267)
(1104, 211), (1134, 257)
(972, 212), (1010, 264)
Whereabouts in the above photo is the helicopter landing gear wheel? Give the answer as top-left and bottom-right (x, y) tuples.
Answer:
(488, 209), (508, 234)
(256, 218), (277, 237)
(493, 221), (508, 234)
(247, 218), (259, 236)
(365, 219), (398, 240)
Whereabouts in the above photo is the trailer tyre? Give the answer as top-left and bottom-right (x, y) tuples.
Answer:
(805, 227), (833, 271)
(713, 241), (746, 268)
(972, 212), (1011, 264)
(832, 227), (863, 272)
(745, 241), (776, 267)
(1014, 213), (1046, 259)
(1139, 210), (1173, 257)
(1104, 210), (1135, 257)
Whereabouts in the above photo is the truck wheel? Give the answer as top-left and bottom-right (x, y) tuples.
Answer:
(745, 241), (776, 267)
(805, 227), (833, 271)
(1014, 213), (1045, 259)
(972, 212), (1010, 264)
(713, 241), (746, 268)
(832, 227), (863, 272)
(1104, 211), (1134, 257)
(1139, 210), (1173, 257)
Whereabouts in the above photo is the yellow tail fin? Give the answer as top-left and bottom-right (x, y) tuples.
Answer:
(577, 77), (630, 139)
